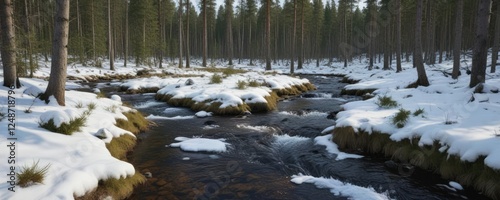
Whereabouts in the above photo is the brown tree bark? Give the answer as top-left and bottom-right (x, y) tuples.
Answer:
(42, 0), (70, 106)
(298, 0), (304, 69)
(452, 0), (464, 79)
(265, 0), (271, 70)
(491, 1), (500, 73)
(124, 0), (129, 67)
(470, 0), (492, 88)
(0, 0), (17, 88)
(395, 0), (402, 72)
(290, 0), (296, 74)
(186, 0), (190, 68)
(226, 0), (233, 65)
(178, 0), (183, 68)
(202, 0), (207, 67)
(108, 0), (114, 70)
(414, 0), (430, 86)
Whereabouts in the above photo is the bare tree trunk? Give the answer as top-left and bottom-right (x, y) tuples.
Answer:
(23, 0), (34, 77)
(186, 0), (190, 68)
(414, 0), (430, 86)
(290, 0), (296, 74)
(491, 1), (500, 73)
(91, 0), (96, 62)
(0, 0), (18, 88)
(178, 0), (183, 68)
(226, 0), (233, 65)
(452, 0), (464, 79)
(202, 0), (207, 67)
(158, 0), (163, 68)
(470, 0), (492, 88)
(108, 0), (114, 70)
(42, 0), (70, 106)
(265, 0), (271, 70)
(395, 0), (402, 72)
(298, 0), (304, 69)
(124, 0), (128, 67)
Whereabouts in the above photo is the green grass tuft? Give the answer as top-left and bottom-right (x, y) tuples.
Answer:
(115, 111), (149, 134)
(40, 116), (87, 135)
(75, 102), (84, 108)
(376, 95), (398, 108)
(392, 108), (411, 128)
(210, 74), (223, 84)
(17, 160), (50, 187)
(413, 108), (425, 116)
(96, 92), (106, 99)
(87, 102), (97, 111)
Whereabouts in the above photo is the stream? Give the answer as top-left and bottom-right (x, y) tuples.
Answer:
(95, 75), (487, 200)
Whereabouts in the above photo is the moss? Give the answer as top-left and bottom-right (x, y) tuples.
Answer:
(76, 168), (146, 200)
(332, 126), (500, 200)
(115, 111), (149, 135)
(106, 134), (137, 160)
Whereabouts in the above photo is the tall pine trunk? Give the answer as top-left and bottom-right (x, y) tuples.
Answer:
(186, 0), (190, 68)
(42, 0), (70, 106)
(265, 0), (271, 70)
(202, 0), (207, 67)
(124, 0), (129, 67)
(108, 0), (114, 70)
(470, 0), (492, 88)
(491, 1), (500, 73)
(0, 0), (18, 88)
(178, 0), (183, 68)
(226, 0), (233, 65)
(298, 0), (304, 69)
(290, 0), (296, 74)
(395, 0), (402, 72)
(414, 0), (430, 86)
(452, 0), (464, 79)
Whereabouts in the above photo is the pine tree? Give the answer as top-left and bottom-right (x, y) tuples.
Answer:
(0, 0), (19, 88)
(452, 0), (464, 79)
(470, 0), (492, 88)
(414, 0), (429, 86)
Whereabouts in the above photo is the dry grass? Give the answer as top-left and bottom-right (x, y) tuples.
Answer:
(106, 134), (137, 160)
(17, 161), (50, 187)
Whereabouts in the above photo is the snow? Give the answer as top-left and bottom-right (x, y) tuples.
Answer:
(291, 174), (392, 200)
(169, 137), (229, 152)
(195, 111), (212, 118)
(314, 135), (363, 160)
(449, 181), (464, 190)
(0, 78), (136, 199)
(146, 114), (194, 120)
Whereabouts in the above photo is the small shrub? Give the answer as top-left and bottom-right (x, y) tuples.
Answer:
(75, 102), (84, 108)
(376, 95), (398, 108)
(210, 74), (223, 84)
(392, 108), (411, 128)
(87, 102), (97, 111)
(413, 108), (425, 116)
(105, 105), (119, 113)
(17, 160), (50, 187)
(248, 80), (261, 87)
(237, 80), (247, 89)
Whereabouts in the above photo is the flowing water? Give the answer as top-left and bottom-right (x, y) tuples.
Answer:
(98, 75), (488, 200)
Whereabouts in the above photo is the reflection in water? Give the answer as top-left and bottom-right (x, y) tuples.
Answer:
(122, 75), (485, 200)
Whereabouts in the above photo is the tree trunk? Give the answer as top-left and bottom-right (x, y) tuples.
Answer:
(298, 0), (304, 69)
(186, 0), (190, 68)
(414, 0), (430, 86)
(470, 0), (492, 88)
(290, 0), (296, 74)
(395, 0), (402, 72)
(108, 0), (114, 70)
(452, 0), (464, 79)
(0, 0), (17, 88)
(265, 0), (271, 70)
(124, 0), (128, 67)
(226, 0), (233, 65)
(491, 1), (500, 73)
(178, 0), (183, 68)
(158, 0), (163, 68)
(202, 0), (207, 67)
(42, 0), (70, 106)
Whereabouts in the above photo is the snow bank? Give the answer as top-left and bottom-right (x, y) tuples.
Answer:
(169, 137), (229, 152)
(314, 135), (363, 160)
(291, 174), (392, 200)
(0, 78), (136, 199)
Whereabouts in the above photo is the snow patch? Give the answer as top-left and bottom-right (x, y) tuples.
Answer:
(169, 137), (229, 152)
